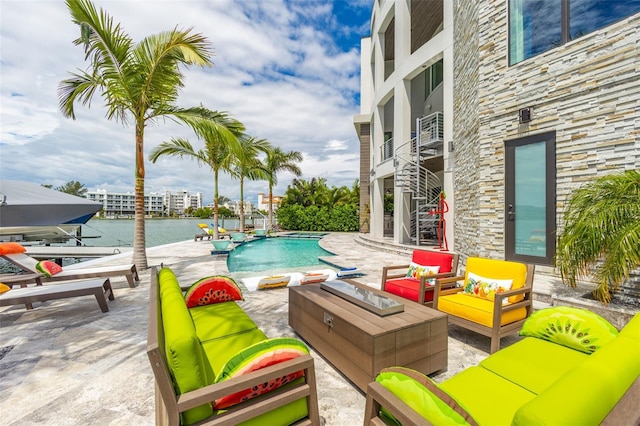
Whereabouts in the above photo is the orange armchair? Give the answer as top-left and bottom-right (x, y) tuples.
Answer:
(433, 257), (535, 353)
(381, 250), (459, 306)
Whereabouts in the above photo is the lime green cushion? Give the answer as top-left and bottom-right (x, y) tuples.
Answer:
(213, 338), (310, 410)
(520, 306), (618, 354)
(190, 301), (259, 344)
(619, 312), (640, 342)
(184, 276), (243, 307)
(512, 334), (640, 425)
(376, 367), (478, 426)
(35, 260), (63, 277)
(201, 329), (268, 374)
(440, 366), (536, 426)
(480, 337), (588, 394)
(158, 267), (215, 425)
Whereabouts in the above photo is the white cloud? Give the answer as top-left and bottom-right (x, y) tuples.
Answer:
(0, 0), (370, 204)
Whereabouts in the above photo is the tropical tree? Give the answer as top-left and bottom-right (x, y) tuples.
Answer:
(149, 112), (245, 239)
(263, 147), (302, 231)
(555, 169), (640, 303)
(58, 0), (216, 269)
(229, 136), (271, 232)
(56, 180), (88, 197)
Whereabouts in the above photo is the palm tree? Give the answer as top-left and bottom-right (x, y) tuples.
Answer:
(229, 136), (272, 232)
(149, 112), (245, 239)
(264, 147), (302, 231)
(58, 0), (215, 269)
(555, 169), (640, 303)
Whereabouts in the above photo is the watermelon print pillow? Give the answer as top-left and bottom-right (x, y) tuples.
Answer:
(184, 276), (243, 308)
(463, 272), (513, 305)
(35, 260), (63, 277)
(213, 337), (309, 410)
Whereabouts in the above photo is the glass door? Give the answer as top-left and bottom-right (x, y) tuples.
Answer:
(505, 131), (556, 265)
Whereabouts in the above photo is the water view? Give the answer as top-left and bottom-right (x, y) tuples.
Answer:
(77, 218), (249, 247)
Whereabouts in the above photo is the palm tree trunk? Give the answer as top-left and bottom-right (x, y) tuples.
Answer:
(239, 177), (245, 232)
(213, 169), (219, 240)
(268, 184), (274, 232)
(133, 124), (148, 269)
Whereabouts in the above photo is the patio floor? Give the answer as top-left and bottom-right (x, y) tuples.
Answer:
(0, 233), (635, 425)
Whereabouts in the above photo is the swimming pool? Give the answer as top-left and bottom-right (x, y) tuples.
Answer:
(226, 237), (334, 272)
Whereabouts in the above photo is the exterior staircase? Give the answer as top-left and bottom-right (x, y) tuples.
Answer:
(394, 112), (444, 245)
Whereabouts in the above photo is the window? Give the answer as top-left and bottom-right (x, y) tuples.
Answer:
(509, 0), (640, 65)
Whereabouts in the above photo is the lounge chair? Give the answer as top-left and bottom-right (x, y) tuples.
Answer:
(433, 257), (535, 353)
(381, 249), (459, 306)
(0, 244), (139, 288)
(0, 278), (114, 312)
(194, 223), (213, 241)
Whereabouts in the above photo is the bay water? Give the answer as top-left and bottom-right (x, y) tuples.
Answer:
(79, 218), (244, 247)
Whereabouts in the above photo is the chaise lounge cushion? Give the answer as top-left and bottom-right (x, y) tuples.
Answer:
(479, 337), (588, 394)
(0, 283), (10, 294)
(439, 366), (536, 425)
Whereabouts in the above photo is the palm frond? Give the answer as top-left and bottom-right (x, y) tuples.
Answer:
(556, 169), (640, 302)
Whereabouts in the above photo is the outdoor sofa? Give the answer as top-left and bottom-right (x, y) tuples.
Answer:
(364, 306), (640, 425)
(146, 267), (320, 425)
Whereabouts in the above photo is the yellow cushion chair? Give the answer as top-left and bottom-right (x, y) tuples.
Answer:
(433, 257), (535, 353)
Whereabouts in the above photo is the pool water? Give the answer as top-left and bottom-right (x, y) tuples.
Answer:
(227, 237), (334, 272)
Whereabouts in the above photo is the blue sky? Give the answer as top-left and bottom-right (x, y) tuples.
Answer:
(0, 0), (371, 204)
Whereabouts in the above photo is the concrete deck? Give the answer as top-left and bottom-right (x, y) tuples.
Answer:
(0, 233), (636, 425)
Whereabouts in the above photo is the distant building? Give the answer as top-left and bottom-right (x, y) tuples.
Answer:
(220, 200), (254, 216)
(257, 192), (283, 212)
(162, 190), (203, 216)
(86, 189), (202, 217)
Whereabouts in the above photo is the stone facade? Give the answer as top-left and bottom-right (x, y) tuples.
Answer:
(453, 1), (640, 260)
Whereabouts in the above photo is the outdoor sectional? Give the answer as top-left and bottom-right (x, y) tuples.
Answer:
(146, 267), (320, 426)
(364, 306), (640, 425)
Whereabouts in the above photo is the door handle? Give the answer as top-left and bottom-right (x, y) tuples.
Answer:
(507, 204), (516, 221)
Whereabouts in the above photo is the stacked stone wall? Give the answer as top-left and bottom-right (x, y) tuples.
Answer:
(454, 1), (640, 261)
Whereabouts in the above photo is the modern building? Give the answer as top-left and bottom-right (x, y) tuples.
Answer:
(86, 189), (203, 217)
(221, 200), (254, 216)
(86, 189), (164, 217)
(162, 190), (203, 216)
(356, 1), (640, 269)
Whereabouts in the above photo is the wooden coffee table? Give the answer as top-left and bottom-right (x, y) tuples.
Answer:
(289, 280), (448, 392)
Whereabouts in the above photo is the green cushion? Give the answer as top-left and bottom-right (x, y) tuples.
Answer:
(214, 338), (310, 410)
(440, 366), (536, 426)
(201, 329), (268, 374)
(375, 367), (477, 426)
(513, 334), (640, 425)
(480, 337), (588, 394)
(520, 306), (618, 354)
(158, 267), (215, 425)
(619, 312), (640, 342)
(190, 301), (260, 343)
